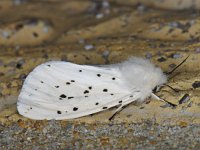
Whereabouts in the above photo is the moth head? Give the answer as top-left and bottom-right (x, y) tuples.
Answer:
(150, 67), (167, 92)
(152, 85), (163, 93)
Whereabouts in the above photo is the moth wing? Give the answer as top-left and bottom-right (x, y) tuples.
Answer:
(17, 61), (138, 120)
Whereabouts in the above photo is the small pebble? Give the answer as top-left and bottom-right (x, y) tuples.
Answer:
(15, 45), (20, 50)
(43, 54), (48, 59)
(179, 94), (190, 104)
(187, 102), (193, 107)
(126, 114), (132, 118)
(2, 31), (10, 38)
(145, 52), (152, 59)
(27, 137), (32, 141)
(104, 9), (110, 15)
(84, 44), (94, 50)
(137, 4), (146, 12)
(102, 1), (110, 8)
(13, 0), (23, 5)
(171, 53), (182, 59)
(157, 57), (166, 62)
(27, 19), (38, 26)
(102, 50), (110, 58)
(78, 39), (85, 44)
(42, 128), (48, 134)
(160, 103), (171, 108)
(189, 20), (196, 25)
(160, 103), (176, 109)
(96, 13), (104, 19)
(16, 59), (25, 69)
(20, 74), (27, 81)
(168, 22), (178, 28)
(157, 51), (162, 56)
(195, 47), (200, 53)
(43, 26), (49, 33)
(192, 81), (200, 88)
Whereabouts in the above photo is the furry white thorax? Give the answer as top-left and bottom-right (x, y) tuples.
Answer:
(117, 57), (167, 101)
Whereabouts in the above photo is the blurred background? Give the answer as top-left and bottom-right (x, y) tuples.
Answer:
(1, 0), (200, 102)
(0, 0), (200, 149)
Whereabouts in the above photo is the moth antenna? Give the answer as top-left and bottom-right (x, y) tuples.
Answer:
(166, 55), (189, 75)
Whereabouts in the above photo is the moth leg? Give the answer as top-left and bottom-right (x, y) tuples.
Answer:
(109, 100), (132, 121)
(109, 105), (123, 121)
(151, 93), (163, 101)
(151, 93), (177, 107)
(163, 84), (180, 92)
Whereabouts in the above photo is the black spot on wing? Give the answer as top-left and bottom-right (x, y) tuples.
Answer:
(103, 89), (108, 92)
(97, 74), (101, 77)
(95, 102), (99, 105)
(102, 107), (107, 109)
(66, 80), (75, 85)
(79, 70), (82, 72)
(68, 96), (74, 99)
(88, 86), (92, 90)
(60, 94), (67, 98)
(84, 90), (89, 94)
(55, 86), (59, 88)
(57, 110), (62, 114)
(73, 107), (78, 111)
(112, 77), (116, 80)
(119, 100), (122, 103)
(40, 81), (44, 83)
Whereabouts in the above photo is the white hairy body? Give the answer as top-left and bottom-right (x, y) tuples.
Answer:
(17, 57), (167, 120)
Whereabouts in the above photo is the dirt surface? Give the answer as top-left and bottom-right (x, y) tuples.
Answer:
(0, 0), (200, 149)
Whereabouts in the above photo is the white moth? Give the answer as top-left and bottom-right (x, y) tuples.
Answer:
(17, 57), (167, 120)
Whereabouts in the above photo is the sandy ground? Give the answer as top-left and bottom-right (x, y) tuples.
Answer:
(0, 0), (200, 149)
